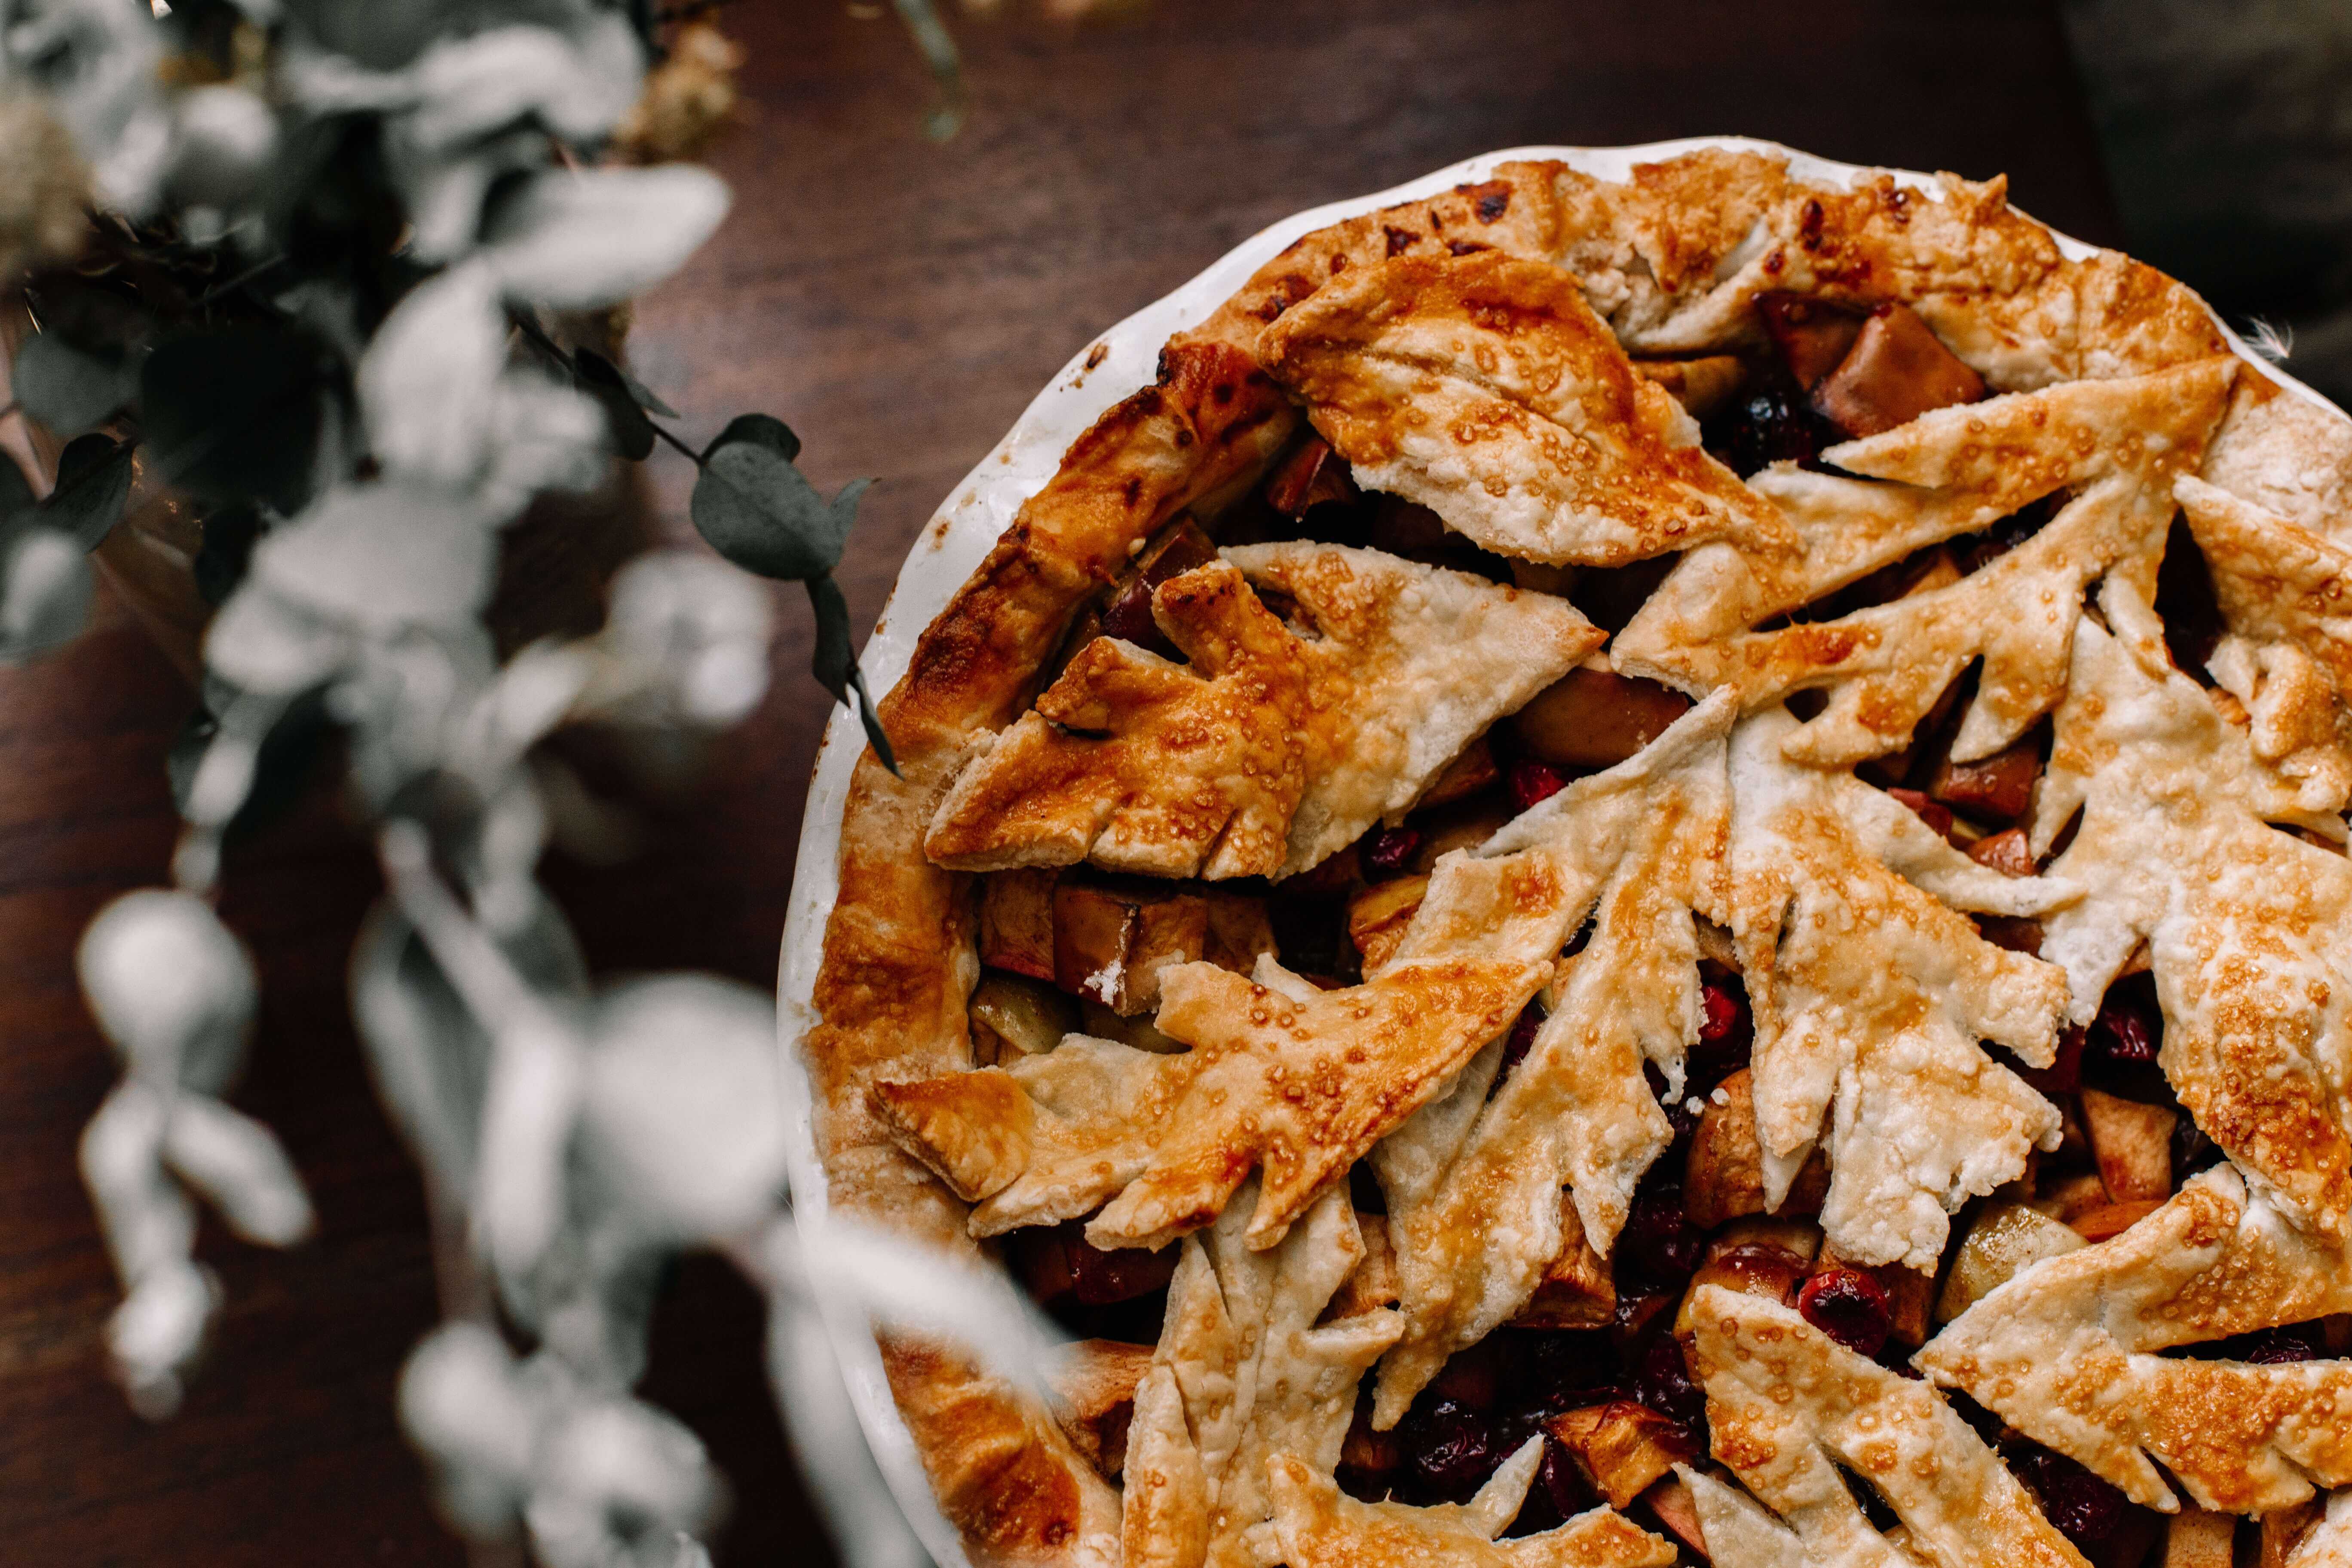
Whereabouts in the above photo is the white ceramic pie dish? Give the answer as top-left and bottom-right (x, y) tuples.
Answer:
(769, 136), (2336, 1567)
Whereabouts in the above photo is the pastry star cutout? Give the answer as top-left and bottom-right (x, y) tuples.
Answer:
(870, 948), (1546, 1253)
(1918, 1164), (2352, 1514)
(1731, 708), (2077, 1271)
(1369, 691), (1736, 1427)
(1690, 1286), (2090, 1568)
(1265, 1448), (1675, 1568)
(925, 545), (1599, 880)
(1120, 1185), (1400, 1568)
(1616, 357), (2238, 766)
(1256, 250), (1793, 568)
(2033, 597), (2352, 1238)
(2178, 474), (2352, 821)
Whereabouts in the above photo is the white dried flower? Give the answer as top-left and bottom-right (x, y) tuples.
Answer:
(78, 888), (257, 1090)
(598, 552), (773, 727)
(579, 975), (785, 1242)
(0, 525), (92, 659)
(168, 83), (279, 208)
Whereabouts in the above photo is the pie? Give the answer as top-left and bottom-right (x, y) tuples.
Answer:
(800, 147), (2352, 1568)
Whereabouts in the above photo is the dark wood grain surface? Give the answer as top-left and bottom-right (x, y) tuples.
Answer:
(0, 3), (2119, 1562)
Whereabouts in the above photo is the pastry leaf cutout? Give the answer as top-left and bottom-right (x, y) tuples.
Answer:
(924, 545), (1599, 880)
(1691, 1286), (2090, 1568)
(1730, 708), (2076, 1271)
(1918, 1165), (2352, 1513)
(1370, 692), (1736, 1426)
(870, 949), (1545, 1253)
(1617, 358), (2238, 766)
(2180, 474), (2352, 822)
(1120, 1184), (1400, 1568)
(2033, 600), (2352, 1237)
(1265, 1449), (1675, 1568)
(1258, 250), (1793, 568)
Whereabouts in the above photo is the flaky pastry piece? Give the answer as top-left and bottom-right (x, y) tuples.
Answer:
(1918, 1164), (2352, 1514)
(2177, 475), (2352, 820)
(871, 946), (1545, 1254)
(1730, 707), (2076, 1271)
(1120, 1184), (1400, 1568)
(925, 546), (1599, 881)
(2290, 1494), (2352, 1568)
(1265, 1448), (1675, 1568)
(1690, 1286), (2089, 1568)
(1675, 1466), (1925, 1568)
(1617, 357), (2238, 767)
(1369, 692), (1736, 1425)
(2034, 599), (2352, 1237)
(1256, 250), (1791, 568)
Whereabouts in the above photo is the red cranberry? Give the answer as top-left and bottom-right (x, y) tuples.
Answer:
(2173, 1115), (2220, 1177)
(1363, 825), (1421, 878)
(1498, 1003), (1546, 1081)
(2016, 1025), (2086, 1096)
(1538, 1436), (1597, 1520)
(2005, 1442), (2125, 1548)
(1690, 978), (1752, 1079)
(1409, 1400), (1504, 1501)
(1797, 1268), (1893, 1358)
(1706, 388), (1834, 477)
(1512, 1330), (1622, 1415)
(1632, 1329), (1706, 1430)
(2240, 1327), (2321, 1365)
(1618, 1183), (1704, 1286)
(2089, 995), (2158, 1065)
(1508, 759), (1568, 813)
(1700, 983), (1743, 1044)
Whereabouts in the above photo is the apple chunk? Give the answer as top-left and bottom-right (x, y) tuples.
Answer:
(1511, 665), (1692, 771)
(1547, 1403), (1698, 1510)
(1810, 303), (1986, 437)
(2079, 1087), (2177, 1203)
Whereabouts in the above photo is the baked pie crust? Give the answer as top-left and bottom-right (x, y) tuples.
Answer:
(798, 147), (2352, 1568)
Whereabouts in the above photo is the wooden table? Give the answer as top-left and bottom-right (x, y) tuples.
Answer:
(0, 2), (2121, 1562)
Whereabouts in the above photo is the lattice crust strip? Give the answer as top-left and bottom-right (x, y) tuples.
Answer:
(1692, 1286), (2090, 1568)
(1369, 692), (1736, 1426)
(1256, 250), (1792, 569)
(2178, 474), (2352, 822)
(2033, 596), (2352, 1239)
(925, 545), (1599, 882)
(1616, 357), (2238, 767)
(1730, 708), (2075, 1271)
(1919, 1166), (2352, 1514)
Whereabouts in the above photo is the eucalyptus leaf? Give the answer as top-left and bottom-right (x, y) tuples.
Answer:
(44, 435), (137, 551)
(808, 574), (897, 775)
(141, 325), (326, 514)
(0, 452), (35, 530)
(616, 364), (676, 420)
(701, 413), (797, 465)
(570, 349), (654, 462)
(690, 428), (864, 582)
(480, 166), (729, 311)
(12, 334), (138, 435)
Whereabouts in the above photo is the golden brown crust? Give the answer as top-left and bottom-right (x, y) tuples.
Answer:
(798, 147), (2347, 1566)
(1259, 251), (1789, 567)
(806, 343), (1291, 1567)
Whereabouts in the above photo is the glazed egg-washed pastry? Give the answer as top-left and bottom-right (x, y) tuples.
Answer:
(801, 148), (2352, 1568)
